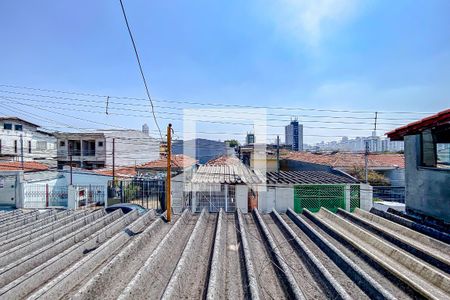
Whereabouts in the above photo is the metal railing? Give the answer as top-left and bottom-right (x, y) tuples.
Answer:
(372, 186), (405, 203)
(24, 184), (68, 208)
(108, 179), (165, 211)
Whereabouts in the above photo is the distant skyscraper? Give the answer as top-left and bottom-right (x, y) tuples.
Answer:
(142, 123), (149, 135)
(246, 133), (255, 145)
(285, 119), (303, 151)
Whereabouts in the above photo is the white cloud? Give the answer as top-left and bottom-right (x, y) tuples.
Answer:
(269, 0), (361, 47)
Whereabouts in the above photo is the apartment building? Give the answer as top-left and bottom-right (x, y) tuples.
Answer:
(55, 129), (159, 169)
(0, 117), (56, 164)
(285, 119), (303, 151)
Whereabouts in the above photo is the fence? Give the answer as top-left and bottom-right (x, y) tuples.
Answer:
(293, 184), (361, 213)
(193, 184), (236, 213)
(71, 185), (106, 209)
(372, 186), (405, 203)
(24, 184), (68, 208)
(108, 179), (165, 211)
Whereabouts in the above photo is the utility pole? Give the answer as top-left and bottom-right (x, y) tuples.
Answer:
(276, 135), (280, 180)
(112, 138), (115, 186)
(364, 140), (369, 184)
(20, 134), (24, 170)
(166, 124), (172, 222)
(374, 111), (378, 134)
(70, 155), (73, 185)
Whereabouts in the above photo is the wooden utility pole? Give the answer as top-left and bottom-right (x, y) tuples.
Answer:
(112, 138), (115, 186)
(166, 124), (172, 222)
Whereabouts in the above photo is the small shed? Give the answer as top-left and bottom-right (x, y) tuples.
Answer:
(187, 161), (264, 213)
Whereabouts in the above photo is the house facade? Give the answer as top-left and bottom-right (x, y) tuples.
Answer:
(387, 109), (450, 223)
(0, 117), (56, 165)
(55, 129), (159, 169)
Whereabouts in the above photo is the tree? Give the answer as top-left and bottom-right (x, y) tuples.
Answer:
(225, 139), (239, 147)
(349, 167), (390, 186)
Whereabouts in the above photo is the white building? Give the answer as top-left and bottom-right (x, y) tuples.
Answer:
(315, 133), (404, 153)
(55, 129), (160, 169)
(0, 117), (57, 165)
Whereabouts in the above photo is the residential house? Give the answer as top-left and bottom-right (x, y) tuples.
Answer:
(177, 155), (264, 213)
(172, 138), (229, 164)
(55, 129), (159, 169)
(0, 161), (111, 208)
(239, 144), (279, 172)
(136, 154), (197, 178)
(0, 117), (56, 165)
(387, 109), (450, 223)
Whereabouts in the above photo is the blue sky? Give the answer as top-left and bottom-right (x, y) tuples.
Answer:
(0, 0), (449, 144)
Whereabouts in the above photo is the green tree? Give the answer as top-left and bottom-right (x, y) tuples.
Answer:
(349, 167), (390, 186)
(225, 139), (239, 147)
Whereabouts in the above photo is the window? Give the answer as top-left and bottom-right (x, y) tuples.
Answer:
(421, 127), (450, 169)
(98, 141), (104, 147)
(28, 141), (32, 154)
(14, 140), (17, 153)
(3, 123), (12, 130)
(60, 141), (65, 147)
(14, 124), (23, 131)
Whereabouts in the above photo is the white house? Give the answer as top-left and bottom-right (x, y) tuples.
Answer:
(0, 117), (57, 165)
(55, 129), (159, 169)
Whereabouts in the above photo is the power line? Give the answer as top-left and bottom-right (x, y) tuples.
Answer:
(0, 94), (409, 126)
(0, 90), (420, 122)
(0, 84), (436, 116)
(118, 0), (163, 140)
(1, 98), (393, 131)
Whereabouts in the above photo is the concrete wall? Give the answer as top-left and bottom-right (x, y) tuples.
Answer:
(282, 159), (334, 172)
(104, 131), (159, 167)
(359, 183), (373, 211)
(235, 185), (248, 213)
(381, 168), (405, 186)
(404, 134), (450, 222)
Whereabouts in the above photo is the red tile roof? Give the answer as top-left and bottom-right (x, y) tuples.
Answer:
(285, 152), (405, 169)
(136, 154), (197, 169)
(206, 155), (241, 166)
(0, 161), (49, 172)
(94, 166), (136, 178)
(387, 109), (450, 141)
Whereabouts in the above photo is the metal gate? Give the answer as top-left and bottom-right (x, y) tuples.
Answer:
(108, 179), (165, 210)
(0, 175), (17, 206)
(24, 184), (68, 208)
(195, 184), (236, 213)
(73, 185), (106, 208)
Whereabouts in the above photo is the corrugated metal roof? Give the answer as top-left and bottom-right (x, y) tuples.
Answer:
(266, 170), (358, 185)
(191, 164), (264, 184)
(0, 208), (443, 299)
